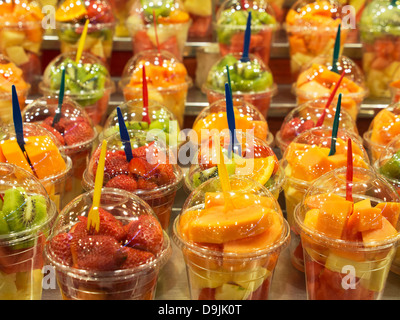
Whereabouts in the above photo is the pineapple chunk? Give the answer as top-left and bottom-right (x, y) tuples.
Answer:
(5, 46), (29, 66)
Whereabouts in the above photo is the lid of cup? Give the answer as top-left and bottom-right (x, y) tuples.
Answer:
(360, 0), (400, 34)
(0, 54), (30, 97)
(55, 0), (115, 24)
(377, 134), (400, 183)
(366, 103), (400, 146)
(0, 0), (43, 26)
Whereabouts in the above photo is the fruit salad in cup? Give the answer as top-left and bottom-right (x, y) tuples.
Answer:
(173, 176), (290, 300)
(45, 188), (172, 300)
(0, 164), (57, 300)
(82, 130), (183, 230)
(55, 0), (116, 65)
(39, 51), (115, 125)
(119, 50), (192, 127)
(202, 53), (277, 119)
(182, 0), (212, 40)
(294, 55), (368, 121)
(285, 0), (347, 78)
(215, 0), (278, 67)
(110, 0), (135, 37)
(126, 0), (191, 61)
(295, 167), (400, 300)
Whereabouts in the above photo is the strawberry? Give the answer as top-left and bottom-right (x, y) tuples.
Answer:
(63, 120), (94, 146)
(136, 178), (158, 190)
(42, 116), (70, 133)
(300, 119), (315, 133)
(40, 122), (66, 145)
(155, 163), (175, 185)
(105, 174), (137, 192)
(120, 246), (155, 269)
(92, 150), (130, 182)
(128, 157), (153, 178)
(280, 117), (302, 141)
(124, 215), (163, 255)
(70, 235), (127, 271)
(131, 142), (155, 158)
(49, 232), (73, 266)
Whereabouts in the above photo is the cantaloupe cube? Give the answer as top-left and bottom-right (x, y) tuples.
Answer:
(362, 217), (398, 244)
(375, 202), (400, 227)
(0, 139), (33, 174)
(316, 200), (353, 238)
(347, 207), (382, 233)
(305, 193), (346, 210)
(303, 208), (320, 230)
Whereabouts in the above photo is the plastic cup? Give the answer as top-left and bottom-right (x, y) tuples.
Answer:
(215, 0), (277, 67)
(82, 130), (183, 230)
(111, 0), (136, 37)
(202, 52), (277, 119)
(285, 0), (348, 78)
(44, 188), (172, 300)
(21, 96), (98, 206)
(0, 0), (43, 92)
(192, 98), (274, 147)
(359, 0), (400, 99)
(0, 163), (58, 300)
(275, 99), (359, 155)
(294, 55), (368, 121)
(39, 51), (115, 126)
(184, 130), (283, 199)
(0, 123), (72, 211)
(0, 54), (30, 124)
(281, 127), (370, 271)
(295, 167), (400, 300)
(55, 0), (116, 66)
(119, 50), (192, 128)
(363, 102), (400, 163)
(183, 0), (213, 40)
(126, 0), (191, 61)
(173, 175), (290, 300)
(195, 44), (221, 90)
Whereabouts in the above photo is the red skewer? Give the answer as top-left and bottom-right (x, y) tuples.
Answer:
(346, 138), (353, 202)
(142, 65), (150, 124)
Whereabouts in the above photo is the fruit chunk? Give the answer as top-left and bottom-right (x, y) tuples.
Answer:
(362, 217), (398, 244)
(346, 207), (382, 234)
(316, 200), (353, 239)
(375, 202), (400, 227)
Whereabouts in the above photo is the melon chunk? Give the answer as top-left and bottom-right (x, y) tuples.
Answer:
(0, 139), (33, 174)
(375, 202), (400, 227)
(316, 200), (353, 238)
(362, 217), (398, 244)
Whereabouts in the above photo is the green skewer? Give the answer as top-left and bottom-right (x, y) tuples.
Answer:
(328, 93), (342, 156)
(332, 24), (341, 74)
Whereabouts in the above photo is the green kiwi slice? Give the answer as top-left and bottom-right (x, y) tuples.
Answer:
(0, 211), (9, 235)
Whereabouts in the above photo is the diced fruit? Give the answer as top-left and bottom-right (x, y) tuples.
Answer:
(316, 200), (353, 239)
(362, 217), (398, 244)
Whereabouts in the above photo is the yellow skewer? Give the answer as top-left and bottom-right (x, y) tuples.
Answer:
(76, 19), (90, 63)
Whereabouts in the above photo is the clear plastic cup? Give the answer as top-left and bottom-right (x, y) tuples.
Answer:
(21, 96), (98, 205)
(39, 51), (115, 126)
(295, 167), (400, 300)
(0, 122), (72, 211)
(0, 54), (30, 124)
(363, 102), (400, 163)
(82, 130), (183, 230)
(100, 99), (181, 150)
(110, 0), (135, 37)
(0, 163), (58, 300)
(390, 80), (400, 103)
(44, 188), (172, 300)
(285, 0), (348, 78)
(359, 0), (400, 99)
(184, 130), (283, 199)
(119, 50), (192, 127)
(202, 52), (277, 119)
(173, 175), (290, 300)
(183, 0), (213, 40)
(126, 0), (191, 61)
(195, 44), (221, 90)
(294, 55), (368, 120)
(192, 98), (274, 146)
(281, 127), (370, 271)
(0, 0), (43, 92)
(275, 99), (359, 155)
(55, 0), (116, 66)
(215, 0), (278, 67)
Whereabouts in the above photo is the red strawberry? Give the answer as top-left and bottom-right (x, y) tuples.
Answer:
(156, 163), (175, 185)
(300, 119), (315, 133)
(40, 122), (66, 145)
(92, 150), (130, 182)
(63, 120), (94, 146)
(105, 174), (137, 192)
(132, 142), (155, 158)
(49, 232), (73, 266)
(70, 235), (127, 271)
(128, 157), (153, 177)
(120, 246), (155, 269)
(137, 178), (158, 190)
(124, 215), (163, 255)
(280, 117), (302, 141)
(43, 116), (70, 133)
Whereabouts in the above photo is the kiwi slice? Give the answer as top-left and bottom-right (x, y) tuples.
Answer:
(192, 167), (219, 188)
(0, 211), (9, 235)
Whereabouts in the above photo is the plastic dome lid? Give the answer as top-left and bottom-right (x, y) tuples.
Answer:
(0, 0), (44, 26)
(203, 52), (276, 95)
(376, 134), (400, 185)
(0, 54), (30, 97)
(215, 0), (277, 30)
(359, 0), (400, 35)
(21, 96), (97, 152)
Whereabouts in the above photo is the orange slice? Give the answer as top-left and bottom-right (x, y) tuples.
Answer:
(56, 0), (87, 22)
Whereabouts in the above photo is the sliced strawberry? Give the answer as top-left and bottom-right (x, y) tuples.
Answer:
(105, 174), (138, 192)
(92, 150), (130, 182)
(155, 163), (175, 185)
(124, 215), (164, 255)
(131, 142), (155, 158)
(128, 157), (153, 178)
(63, 120), (94, 146)
(137, 178), (158, 190)
(49, 232), (73, 266)
(120, 246), (155, 269)
(40, 122), (66, 145)
(280, 117), (302, 141)
(300, 119), (315, 133)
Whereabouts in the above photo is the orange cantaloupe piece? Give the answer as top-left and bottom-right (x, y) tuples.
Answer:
(316, 200), (353, 238)
(295, 146), (331, 180)
(178, 209), (205, 241)
(0, 146), (6, 163)
(334, 138), (364, 157)
(370, 109), (396, 144)
(326, 153), (368, 170)
(314, 65), (361, 93)
(346, 207), (383, 233)
(375, 202), (400, 227)
(305, 193), (346, 210)
(298, 80), (331, 96)
(362, 217), (398, 243)
(187, 205), (276, 244)
(303, 208), (320, 229)
(0, 139), (34, 174)
(204, 192), (275, 210)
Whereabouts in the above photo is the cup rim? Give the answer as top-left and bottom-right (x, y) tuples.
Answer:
(56, 20), (116, 29)
(119, 75), (193, 94)
(293, 83), (369, 101)
(202, 81), (278, 97)
(213, 21), (279, 32)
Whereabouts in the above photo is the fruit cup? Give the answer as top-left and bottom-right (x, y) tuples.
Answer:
(44, 188), (172, 300)
(294, 55), (368, 121)
(39, 51), (115, 126)
(119, 50), (192, 127)
(0, 55), (30, 124)
(281, 127), (370, 271)
(359, 0), (400, 99)
(126, 0), (192, 61)
(363, 102), (400, 163)
(110, 0), (135, 37)
(21, 96), (98, 206)
(82, 130), (183, 230)
(184, 130), (284, 200)
(285, 0), (348, 78)
(202, 53), (277, 119)
(100, 99), (181, 150)
(182, 0), (212, 40)
(295, 167), (400, 300)
(173, 175), (290, 300)
(192, 98), (274, 147)
(215, 0), (278, 67)
(0, 123), (72, 211)
(0, 0), (44, 92)
(0, 163), (58, 300)
(55, 0), (116, 66)
(275, 99), (359, 155)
